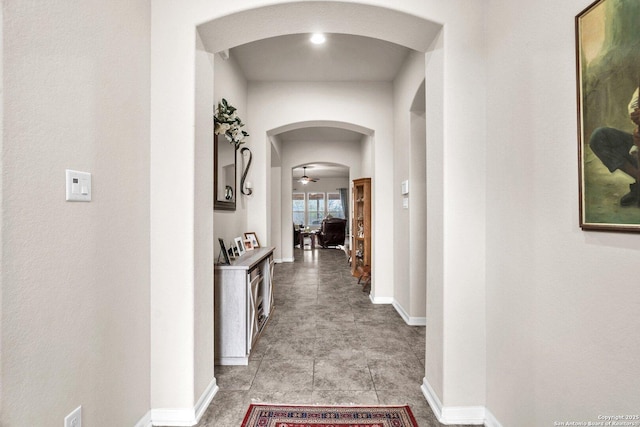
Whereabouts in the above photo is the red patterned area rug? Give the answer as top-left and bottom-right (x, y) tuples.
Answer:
(241, 404), (419, 427)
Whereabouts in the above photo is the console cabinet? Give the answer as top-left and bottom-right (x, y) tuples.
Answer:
(214, 247), (275, 365)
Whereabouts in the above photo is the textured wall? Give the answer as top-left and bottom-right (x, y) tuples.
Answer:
(485, 0), (640, 424)
(2, 0), (150, 425)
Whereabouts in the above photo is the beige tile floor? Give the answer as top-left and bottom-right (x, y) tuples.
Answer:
(194, 248), (471, 427)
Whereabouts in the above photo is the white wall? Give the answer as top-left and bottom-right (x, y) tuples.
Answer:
(151, 0), (487, 423)
(4, 1), (635, 426)
(485, 0), (640, 425)
(248, 81), (392, 297)
(1, 1), (151, 425)
(393, 50), (427, 323)
(194, 35), (215, 409)
(213, 52), (249, 254)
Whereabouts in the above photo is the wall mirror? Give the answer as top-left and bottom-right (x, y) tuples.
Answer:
(214, 134), (236, 211)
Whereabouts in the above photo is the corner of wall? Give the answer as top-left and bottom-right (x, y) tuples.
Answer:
(149, 379), (218, 426)
(421, 378), (487, 426)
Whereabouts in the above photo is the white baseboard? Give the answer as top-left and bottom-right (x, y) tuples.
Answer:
(421, 377), (444, 421)
(421, 378), (486, 425)
(135, 411), (152, 427)
(392, 300), (427, 326)
(149, 378), (219, 426)
(369, 294), (394, 304)
(281, 257), (294, 263)
(484, 408), (504, 427)
(215, 356), (248, 365)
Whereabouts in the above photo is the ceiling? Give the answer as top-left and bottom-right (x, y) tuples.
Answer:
(293, 163), (349, 179)
(230, 33), (411, 82)
(228, 32), (410, 178)
(278, 126), (363, 143)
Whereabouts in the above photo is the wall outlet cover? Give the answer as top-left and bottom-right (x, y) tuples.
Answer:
(66, 169), (91, 202)
(64, 406), (82, 427)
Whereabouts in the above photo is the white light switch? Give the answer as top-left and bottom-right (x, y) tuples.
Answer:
(66, 170), (92, 202)
(403, 197), (409, 209)
(401, 180), (409, 195)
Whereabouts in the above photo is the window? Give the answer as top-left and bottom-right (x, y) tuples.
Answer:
(327, 192), (345, 218)
(293, 191), (345, 226)
(292, 193), (305, 226)
(307, 192), (325, 225)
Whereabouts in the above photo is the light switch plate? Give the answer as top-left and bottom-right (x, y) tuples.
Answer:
(66, 170), (91, 202)
(401, 180), (409, 195)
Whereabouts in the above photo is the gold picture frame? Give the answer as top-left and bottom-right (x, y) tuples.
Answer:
(576, 0), (640, 231)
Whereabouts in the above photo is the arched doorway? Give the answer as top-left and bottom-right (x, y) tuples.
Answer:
(148, 2), (473, 425)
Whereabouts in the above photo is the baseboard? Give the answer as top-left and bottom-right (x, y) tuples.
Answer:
(369, 294), (394, 304)
(215, 356), (248, 365)
(149, 378), (219, 426)
(135, 411), (152, 427)
(421, 378), (485, 425)
(392, 300), (427, 326)
(421, 377), (444, 421)
(280, 257), (294, 263)
(193, 378), (219, 422)
(484, 408), (504, 427)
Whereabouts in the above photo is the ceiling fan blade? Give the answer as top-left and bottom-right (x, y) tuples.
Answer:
(296, 167), (319, 183)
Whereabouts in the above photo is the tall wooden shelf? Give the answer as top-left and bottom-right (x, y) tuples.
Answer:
(351, 178), (371, 278)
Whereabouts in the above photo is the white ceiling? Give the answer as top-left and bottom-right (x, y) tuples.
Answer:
(227, 32), (411, 178)
(278, 126), (363, 143)
(293, 163), (349, 179)
(230, 33), (411, 82)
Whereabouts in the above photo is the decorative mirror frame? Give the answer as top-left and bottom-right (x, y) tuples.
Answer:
(214, 134), (237, 211)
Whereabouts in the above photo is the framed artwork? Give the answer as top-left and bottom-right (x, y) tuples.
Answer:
(234, 236), (246, 256)
(576, 0), (640, 231)
(244, 232), (260, 248)
(218, 238), (231, 265)
(243, 239), (254, 251)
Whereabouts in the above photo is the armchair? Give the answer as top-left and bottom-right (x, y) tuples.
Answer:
(317, 217), (347, 248)
(293, 223), (300, 247)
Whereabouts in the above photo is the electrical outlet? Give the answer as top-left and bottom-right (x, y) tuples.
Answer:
(64, 406), (82, 427)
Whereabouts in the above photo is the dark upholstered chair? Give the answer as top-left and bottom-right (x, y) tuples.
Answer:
(317, 218), (347, 248)
(293, 223), (300, 247)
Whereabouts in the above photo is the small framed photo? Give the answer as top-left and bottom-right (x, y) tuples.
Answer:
(244, 232), (260, 248)
(227, 246), (236, 260)
(218, 238), (231, 265)
(243, 239), (254, 251)
(234, 236), (246, 256)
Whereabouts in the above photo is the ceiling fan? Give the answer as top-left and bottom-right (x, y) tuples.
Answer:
(297, 166), (318, 184)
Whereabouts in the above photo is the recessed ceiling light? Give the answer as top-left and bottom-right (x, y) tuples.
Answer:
(310, 33), (326, 45)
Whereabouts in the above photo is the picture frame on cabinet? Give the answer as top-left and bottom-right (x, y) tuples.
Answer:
(244, 232), (260, 248)
(218, 238), (231, 265)
(243, 239), (254, 251)
(234, 237), (246, 256)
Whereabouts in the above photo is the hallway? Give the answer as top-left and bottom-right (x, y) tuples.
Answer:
(196, 248), (468, 426)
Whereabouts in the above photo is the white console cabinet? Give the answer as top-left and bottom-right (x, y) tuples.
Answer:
(214, 247), (275, 365)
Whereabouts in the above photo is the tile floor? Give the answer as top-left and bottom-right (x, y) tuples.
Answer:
(194, 247), (471, 427)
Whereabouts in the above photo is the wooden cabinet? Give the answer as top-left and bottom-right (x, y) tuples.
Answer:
(214, 247), (275, 365)
(351, 178), (371, 278)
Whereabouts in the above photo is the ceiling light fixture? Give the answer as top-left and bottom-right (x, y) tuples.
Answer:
(300, 167), (310, 184)
(310, 33), (326, 45)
